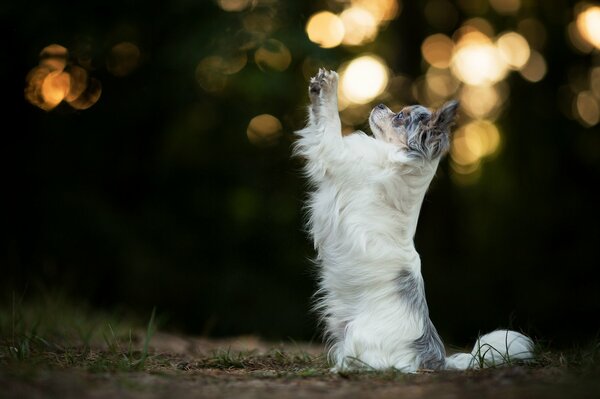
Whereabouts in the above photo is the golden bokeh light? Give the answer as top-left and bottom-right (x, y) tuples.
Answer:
(496, 32), (530, 70)
(489, 0), (521, 15)
(107, 42), (141, 77)
(575, 91), (600, 127)
(217, 0), (254, 12)
(221, 52), (248, 75)
(247, 114), (283, 146)
(340, 55), (389, 104)
(68, 78), (102, 110)
(421, 34), (454, 69)
(254, 39), (291, 72)
(352, 0), (401, 23)
(459, 84), (505, 120)
(306, 11), (345, 49)
(576, 4), (600, 49)
(193, 51), (247, 92)
(243, 9), (277, 37)
(461, 18), (495, 38)
(340, 6), (378, 46)
(450, 120), (501, 167)
(195, 56), (228, 92)
(451, 31), (508, 87)
(65, 65), (88, 103)
(39, 44), (68, 72)
(25, 66), (52, 110)
(25, 43), (101, 111)
(518, 50), (547, 83)
(41, 71), (71, 110)
(568, 21), (594, 53)
(425, 67), (459, 98)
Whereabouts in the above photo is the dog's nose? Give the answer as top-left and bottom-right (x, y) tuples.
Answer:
(376, 103), (386, 110)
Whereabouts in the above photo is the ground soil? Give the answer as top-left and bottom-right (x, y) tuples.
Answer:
(2, 333), (599, 399)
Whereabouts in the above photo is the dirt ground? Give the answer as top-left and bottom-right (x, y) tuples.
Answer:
(2, 333), (599, 399)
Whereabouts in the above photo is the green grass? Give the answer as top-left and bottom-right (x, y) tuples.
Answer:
(1, 292), (599, 381)
(0, 292), (159, 372)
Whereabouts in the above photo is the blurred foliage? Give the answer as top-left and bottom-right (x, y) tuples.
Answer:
(1, 0), (599, 346)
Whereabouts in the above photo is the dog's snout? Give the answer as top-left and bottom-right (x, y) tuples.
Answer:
(376, 103), (386, 110)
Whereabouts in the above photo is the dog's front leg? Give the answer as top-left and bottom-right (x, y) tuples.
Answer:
(308, 69), (342, 136)
(294, 69), (344, 181)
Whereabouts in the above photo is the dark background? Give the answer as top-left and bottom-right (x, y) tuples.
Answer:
(1, 0), (599, 347)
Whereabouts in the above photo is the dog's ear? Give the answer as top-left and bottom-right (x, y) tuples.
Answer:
(430, 100), (458, 131)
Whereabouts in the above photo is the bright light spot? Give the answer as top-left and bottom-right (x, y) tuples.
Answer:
(107, 42), (141, 77)
(340, 6), (378, 46)
(450, 120), (501, 167)
(25, 43), (101, 111)
(489, 0), (521, 15)
(421, 34), (454, 69)
(352, 0), (401, 23)
(41, 71), (71, 110)
(255, 39), (291, 72)
(460, 84), (505, 119)
(39, 44), (68, 72)
(306, 11), (345, 49)
(451, 134), (481, 166)
(425, 67), (459, 97)
(25, 66), (50, 109)
(568, 21), (594, 53)
(496, 32), (530, 70)
(340, 55), (389, 104)
(217, 0), (253, 12)
(451, 31), (508, 86)
(576, 4), (600, 49)
(518, 50), (547, 83)
(575, 91), (600, 127)
(247, 114), (283, 146)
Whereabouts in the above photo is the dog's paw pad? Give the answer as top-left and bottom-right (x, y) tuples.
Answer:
(309, 69), (338, 98)
(309, 80), (321, 95)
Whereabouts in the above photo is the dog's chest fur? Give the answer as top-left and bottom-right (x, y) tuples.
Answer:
(305, 133), (444, 371)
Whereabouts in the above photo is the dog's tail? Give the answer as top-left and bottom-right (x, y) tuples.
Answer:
(444, 330), (534, 370)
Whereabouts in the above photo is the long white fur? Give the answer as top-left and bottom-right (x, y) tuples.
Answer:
(294, 69), (534, 372)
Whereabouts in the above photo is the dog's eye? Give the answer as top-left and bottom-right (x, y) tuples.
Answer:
(392, 113), (404, 126)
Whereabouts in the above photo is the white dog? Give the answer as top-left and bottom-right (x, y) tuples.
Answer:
(294, 69), (533, 372)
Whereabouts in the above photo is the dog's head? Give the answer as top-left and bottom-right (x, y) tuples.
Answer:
(369, 101), (459, 161)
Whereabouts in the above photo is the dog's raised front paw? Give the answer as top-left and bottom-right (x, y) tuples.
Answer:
(309, 68), (338, 100)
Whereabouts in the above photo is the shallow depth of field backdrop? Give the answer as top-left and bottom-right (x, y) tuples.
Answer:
(2, 0), (600, 347)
